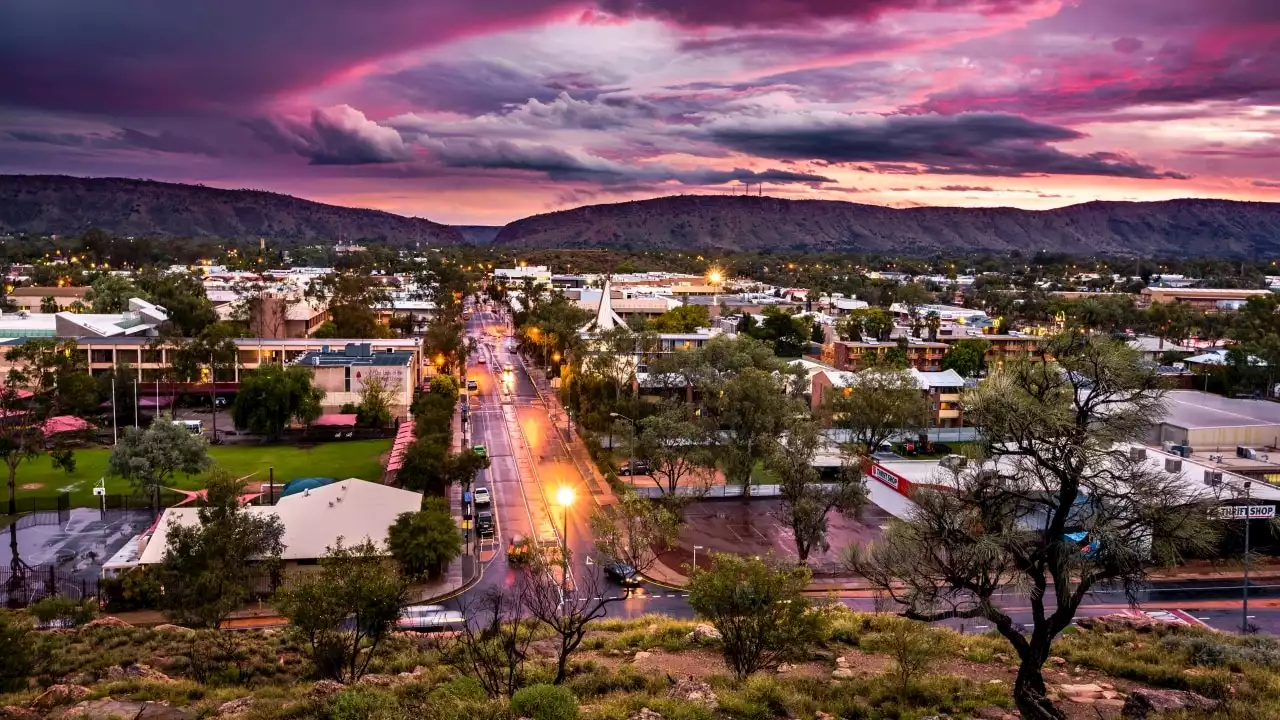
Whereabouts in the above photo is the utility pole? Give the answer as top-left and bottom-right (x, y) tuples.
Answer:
(1243, 480), (1252, 634)
(111, 377), (118, 444)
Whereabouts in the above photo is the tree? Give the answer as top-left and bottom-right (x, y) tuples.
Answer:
(837, 308), (893, 343)
(387, 497), (462, 580)
(686, 553), (824, 680)
(108, 419), (211, 504)
(439, 587), (535, 699)
(355, 374), (394, 429)
(768, 420), (867, 564)
(706, 367), (801, 497)
(232, 364), (324, 440)
(139, 271), (216, 336)
(941, 338), (990, 378)
(169, 322), (240, 436)
(156, 470), (286, 629)
(632, 404), (713, 498)
(39, 296), (58, 314)
(647, 305), (710, 333)
(825, 368), (928, 454)
(520, 556), (623, 685)
(924, 311), (942, 341)
(590, 491), (681, 575)
(850, 331), (1219, 720)
(810, 319), (825, 345)
(1, 340), (84, 517)
(749, 307), (812, 357)
(274, 538), (408, 683)
(86, 273), (148, 313)
(306, 271), (393, 338)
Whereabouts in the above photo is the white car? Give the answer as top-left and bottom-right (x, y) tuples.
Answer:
(473, 487), (491, 505)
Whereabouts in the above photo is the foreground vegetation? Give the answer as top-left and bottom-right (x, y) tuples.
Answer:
(3, 606), (1278, 720)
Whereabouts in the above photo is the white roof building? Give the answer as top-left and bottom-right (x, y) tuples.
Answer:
(135, 480), (423, 565)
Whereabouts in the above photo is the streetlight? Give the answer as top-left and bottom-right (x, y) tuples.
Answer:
(1243, 480), (1252, 635)
(556, 486), (575, 594)
(692, 545), (705, 572)
(610, 411), (637, 477)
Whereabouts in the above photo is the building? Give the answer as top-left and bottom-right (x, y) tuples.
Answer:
(1151, 390), (1280, 453)
(1138, 287), (1271, 311)
(1127, 335), (1195, 361)
(573, 289), (677, 325)
(830, 338), (949, 372)
(244, 292), (329, 338)
(133, 479), (424, 586)
(0, 298), (168, 340)
(889, 303), (991, 326)
(9, 286), (90, 312)
(295, 343), (418, 416)
(494, 265), (552, 286)
(811, 367), (966, 428)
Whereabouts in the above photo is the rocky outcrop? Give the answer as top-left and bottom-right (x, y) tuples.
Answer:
(667, 677), (718, 710)
(215, 698), (254, 717)
(80, 617), (133, 630)
(57, 699), (191, 720)
(106, 664), (172, 683)
(684, 624), (721, 644)
(1121, 688), (1221, 718)
(29, 685), (91, 711)
(309, 680), (345, 699)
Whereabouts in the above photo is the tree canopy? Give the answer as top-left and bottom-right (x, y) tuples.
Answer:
(108, 418), (211, 501)
(231, 364), (324, 440)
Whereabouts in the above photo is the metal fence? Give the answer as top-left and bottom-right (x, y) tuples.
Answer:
(630, 483), (842, 500)
(2, 492), (70, 518)
(0, 564), (97, 608)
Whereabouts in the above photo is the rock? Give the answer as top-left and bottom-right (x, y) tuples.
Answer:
(215, 698), (253, 717)
(153, 624), (194, 634)
(776, 663), (794, 674)
(1076, 614), (1164, 634)
(986, 679), (1004, 685)
(631, 710), (664, 720)
(310, 679), (345, 699)
(685, 623), (721, 644)
(993, 653), (1010, 663)
(975, 708), (1015, 720)
(1048, 656), (1066, 666)
(0, 706), (39, 720)
(836, 656), (850, 667)
(356, 674), (396, 687)
(1121, 689), (1221, 719)
(831, 668), (855, 679)
(529, 639), (560, 659)
(633, 651), (653, 661)
(80, 616), (133, 630)
(667, 677), (718, 710)
(1069, 696), (1097, 704)
(58, 699), (191, 720)
(809, 648), (835, 661)
(29, 685), (91, 711)
(816, 713), (836, 720)
(106, 663), (172, 683)
(1102, 690), (1120, 700)
(1096, 699), (1126, 709)
(1058, 683), (1105, 696)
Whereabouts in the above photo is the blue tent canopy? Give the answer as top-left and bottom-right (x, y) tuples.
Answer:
(280, 477), (336, 498)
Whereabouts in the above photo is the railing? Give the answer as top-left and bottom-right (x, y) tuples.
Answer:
(0, 565), (97, 608)
(1, 492), (70, 517)
(630, 483), (842, 500)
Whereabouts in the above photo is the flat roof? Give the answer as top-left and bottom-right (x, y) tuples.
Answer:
(1162, 391), (1280, 430)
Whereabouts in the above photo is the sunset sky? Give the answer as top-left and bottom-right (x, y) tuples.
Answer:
(1, 0), (1277, 225)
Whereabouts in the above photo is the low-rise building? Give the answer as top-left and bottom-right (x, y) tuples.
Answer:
(1138, 287), (1271, 311)
(9, 286), (89, 312)
(811, 367), (966, 428)
(295, 343), (418, 416)
(830, 338), (949, 372)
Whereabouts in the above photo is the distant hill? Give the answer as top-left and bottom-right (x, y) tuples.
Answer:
(454, 225), (503, 244)
(492, 195), (1280, 257)
(0, 175), (462, 244)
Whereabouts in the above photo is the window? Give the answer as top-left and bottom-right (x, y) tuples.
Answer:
(141, 349), (163, 364)
(90, 349), (113, 364)
(344, 366), (351, 392)
(116, 349), (139, 365)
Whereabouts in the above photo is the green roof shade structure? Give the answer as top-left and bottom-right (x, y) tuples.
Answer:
(279, 477), (336, 498)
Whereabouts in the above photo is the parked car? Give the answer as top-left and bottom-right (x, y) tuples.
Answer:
(604, 561), (641, 586)
(616, 460), (651, 476)
(473, 487), (491, 505)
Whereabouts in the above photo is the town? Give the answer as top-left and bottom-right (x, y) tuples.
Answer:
(0, 240), (1278, 719)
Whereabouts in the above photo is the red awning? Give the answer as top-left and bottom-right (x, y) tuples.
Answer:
(313, 413), (358, 427)
(41, 415), (96, 437)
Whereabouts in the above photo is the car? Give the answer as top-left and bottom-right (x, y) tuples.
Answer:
(502, 364), (514, 374)
(473, 487), (491, 505)
(476, 510), (495, 536)
(477, 356), (487, 364)
(604, 561), (641, 586)
(396, 605), (465, 634)
(466, 379), (478, 391)
(616, 460), (651, 476)
(472, 444), (487, 458)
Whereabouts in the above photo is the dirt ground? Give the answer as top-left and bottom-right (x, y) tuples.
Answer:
(657, 498), (892, 577)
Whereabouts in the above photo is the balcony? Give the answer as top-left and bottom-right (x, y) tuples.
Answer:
(938, 393), (961, 403)
(938, 409), (961, 419)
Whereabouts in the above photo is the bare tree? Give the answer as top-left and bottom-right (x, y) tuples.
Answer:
(590, 491), (682, 575)
(520, 555), (623, 685)
(849, 331), (1219, 720)
(437, 586), (535, 698)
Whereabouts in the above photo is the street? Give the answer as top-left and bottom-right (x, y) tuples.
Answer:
(453, 305), (1280, 635)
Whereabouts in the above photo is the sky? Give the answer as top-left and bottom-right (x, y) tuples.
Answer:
(0, 0), (1278, 226)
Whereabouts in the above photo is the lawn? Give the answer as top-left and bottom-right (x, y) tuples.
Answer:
(5, 439), (392, 508)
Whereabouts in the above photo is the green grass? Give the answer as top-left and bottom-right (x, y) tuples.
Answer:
(6, 439), (392, 508)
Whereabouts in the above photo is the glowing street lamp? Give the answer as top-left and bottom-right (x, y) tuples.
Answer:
(707, 268), (724, 286)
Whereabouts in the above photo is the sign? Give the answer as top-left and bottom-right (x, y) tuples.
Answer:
(870, 464), (900, 490)
(1212, 505), (1276, 520)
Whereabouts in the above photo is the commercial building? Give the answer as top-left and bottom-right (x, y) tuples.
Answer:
(1138, 287), (1271, 311)
(296, 343), (417, 416)
(1151, 390), (1280, 453)
(9, 286), (89, 312)
(494, 265), (552, 286)
(0, 298), (169, 340)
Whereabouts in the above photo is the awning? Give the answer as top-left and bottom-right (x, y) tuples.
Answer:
(41, 415), (96, 437)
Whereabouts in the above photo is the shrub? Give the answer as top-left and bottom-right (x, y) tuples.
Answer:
(28, 596), (98, 627)
(861, 617), (952, 697)
(510, 684), (579, 720)
(99, 566), (163, 612)
(0, 610), (35, 692)
(327, 687), (403, 720)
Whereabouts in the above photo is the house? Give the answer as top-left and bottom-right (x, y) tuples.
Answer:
(1127, 336), (1194, 361)
(134, 480), (424, 587)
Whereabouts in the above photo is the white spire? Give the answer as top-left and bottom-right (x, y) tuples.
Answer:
(581, 277), (626, 332)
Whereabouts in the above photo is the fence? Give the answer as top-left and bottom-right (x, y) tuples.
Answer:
(2, 491), (70, 518)
(0, 564), (97, 608)
(99, 490), (187, 513)
(630, 483), (842, 500)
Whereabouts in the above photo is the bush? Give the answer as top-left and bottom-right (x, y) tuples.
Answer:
(0, 610), (35, 692)
(28, 596), (98, 627)
(99, 566), (163, 612)
(510, 684), (579, 720)
(327, 687), (403, 720)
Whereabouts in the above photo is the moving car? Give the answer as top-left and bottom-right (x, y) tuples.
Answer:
(477, 356), (487, 364)
(502, 364), (514, 375)
(604, 561), (641, 586)
(466, 379), (478, 391)
(476, 510), (495, 536)
(472, 444), (487, 458)
(396, 605), (465, 634)
(473, 487), (491, 505)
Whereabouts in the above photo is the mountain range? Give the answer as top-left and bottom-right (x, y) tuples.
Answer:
(3, 175), (1280, 257)
(0, 175), (461, 245)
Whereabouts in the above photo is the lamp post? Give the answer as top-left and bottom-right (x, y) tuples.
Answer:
(610, 411), (637, 477)
(1243, 480), (1253, 635)
(556, 486), (575, 595)
(692, 545), (705, 572)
